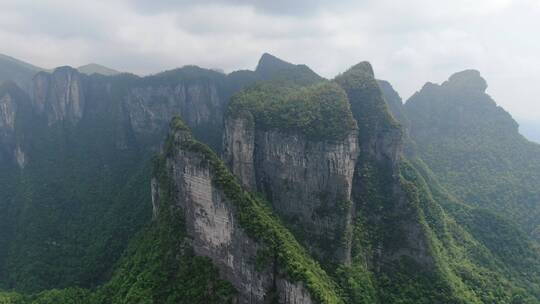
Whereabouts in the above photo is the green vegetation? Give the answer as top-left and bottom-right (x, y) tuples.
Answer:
(405, 74), (540, 240)
(0, 81), (153, 292)
(228, 81), (357, 141)
(399, 159), (540, 302)
(335, 62), (401, 143)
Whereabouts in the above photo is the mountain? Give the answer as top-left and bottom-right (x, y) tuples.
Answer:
(77, 64), (120, 76)
(404, 70), (540, 240)
(0, 54), (44, 92)
(0, 54), (539, 303)
(0, 53), (329, 294)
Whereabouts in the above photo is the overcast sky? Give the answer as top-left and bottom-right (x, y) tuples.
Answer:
(1, 0), (539, 122)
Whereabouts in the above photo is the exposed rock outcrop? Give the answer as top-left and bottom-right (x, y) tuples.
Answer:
(125, 79), (224, 147)
(154, 122), (320, 304)
(224, 118), (359, 264)
(0, 93), (16, 132)
(223, 82), (359, 265)
(0, 91), (18, 165)
(0, 81), (28, 168)
(33, 67), (86, 125)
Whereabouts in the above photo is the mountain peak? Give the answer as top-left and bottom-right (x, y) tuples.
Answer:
(255, 53), (294, 75)
(444, 69), (487, 92)
(253, 53), (322, 85)
(348, 61), (374, 77)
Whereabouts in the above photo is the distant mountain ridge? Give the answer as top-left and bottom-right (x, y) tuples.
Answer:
(0, 54), (44, 92)
(0, 54), (124, 93)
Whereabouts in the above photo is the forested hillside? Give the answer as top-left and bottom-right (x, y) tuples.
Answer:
(404, 70), (540, 240)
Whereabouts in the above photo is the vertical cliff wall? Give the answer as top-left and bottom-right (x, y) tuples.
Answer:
(152, 118), (343, 304)
(223, 82), (359, 266)
(33, 67), (86, 125)
(0, 81), (29, 168)
(224, 120), (359, 265)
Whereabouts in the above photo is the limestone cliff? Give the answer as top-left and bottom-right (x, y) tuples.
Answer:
(223, 82), (359, 266)
(33, 67), (86, 125)
(0, 81), (28, 168)
(224, 118), (359, 265)
(124, 69), (227, 148)
(152, 118), (343, 304)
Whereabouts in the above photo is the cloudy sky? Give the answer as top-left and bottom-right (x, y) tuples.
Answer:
(1, 0), (539, 123)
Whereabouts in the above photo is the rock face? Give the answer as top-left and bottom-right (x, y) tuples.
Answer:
(22, 65), (251, 154)
(0, 91), (18, 165)
(0, 82), (27, 168)
(224, 117), (359, 264)
(33, 67), (86, 125)
(125, 80), (224, 147)
(223, 116), (256, 189)
(158, 127), (314, 304)
(0, 93), (16, 131)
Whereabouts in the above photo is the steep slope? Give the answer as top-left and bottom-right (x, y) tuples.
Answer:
(0, 54), (44, 92)
(377, 79), (410, 132)
(380, 75), (540, 301)
(334, 63), (473, 303)
(405, 70), (540, 240)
